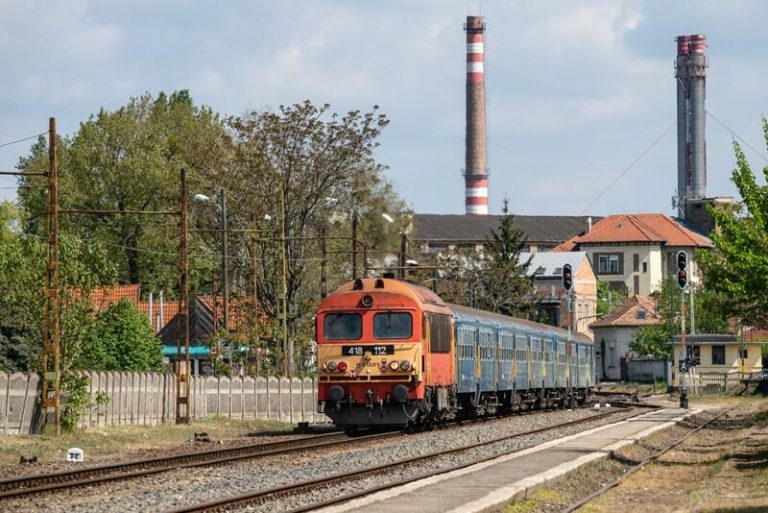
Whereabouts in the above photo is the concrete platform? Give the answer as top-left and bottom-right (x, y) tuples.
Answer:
(316, 408), (697, 513)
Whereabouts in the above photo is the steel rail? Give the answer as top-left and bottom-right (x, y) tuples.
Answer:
(561, 407), (733, 513)
(169, 407), (643, 513)
(0, 431), (398, 499)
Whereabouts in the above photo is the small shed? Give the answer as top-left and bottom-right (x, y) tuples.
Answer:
(670, 334), (765, 388)
(589, 296), (661, 381)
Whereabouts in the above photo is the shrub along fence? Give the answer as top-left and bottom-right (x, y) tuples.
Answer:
(0, 371), (327, 435)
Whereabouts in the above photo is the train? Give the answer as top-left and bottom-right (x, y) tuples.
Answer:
(316, 278), (595, 428)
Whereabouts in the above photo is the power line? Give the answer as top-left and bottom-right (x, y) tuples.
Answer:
(580, 120), (675, 214)
(707, 110), (768, 164)
(0, 132), (48, 150)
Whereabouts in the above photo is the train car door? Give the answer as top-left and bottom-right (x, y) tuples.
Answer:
(478, 326), (494, 392)
(498, 330), (513, 391)
(526, 334), (532, 389)
(455, 324), (477, 394)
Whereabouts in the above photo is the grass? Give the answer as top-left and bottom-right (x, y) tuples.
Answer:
(0, 417), (292, 465)
(503, 489), (563, 513)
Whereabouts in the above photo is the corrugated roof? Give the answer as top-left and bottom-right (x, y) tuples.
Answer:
(590, 296), (661, 328)
(571, 214), (713, 248)
(412, 214), (596, 244)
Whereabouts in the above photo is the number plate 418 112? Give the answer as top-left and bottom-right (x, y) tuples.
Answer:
(341, 345), (395, 356)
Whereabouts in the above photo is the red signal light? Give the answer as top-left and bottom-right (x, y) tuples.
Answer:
(677, 269), (688, 290)
(562, 264), (573, 291)
(337, 361), (348, 372)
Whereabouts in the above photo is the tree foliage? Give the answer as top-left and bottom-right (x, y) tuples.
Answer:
(17, 91), (229, 293)
(11, 94), (406, 376)
(214, 101), (391, 374)
(698, 119), (768, 328)
(0, 212), (117, 372)
(629, 278), (729, 358)
(471, 205), (535, 317)
(77, 299), (163, 371)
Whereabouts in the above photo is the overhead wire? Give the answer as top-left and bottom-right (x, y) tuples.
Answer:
(580, 120), (675, 214)
(0, 132), (48, 150)
(707, 110), (768, 164)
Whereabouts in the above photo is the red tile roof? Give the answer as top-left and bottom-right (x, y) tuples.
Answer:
(89, 284), (141, 313)
(590, 296), (662, 328)
(567, 214), (713, 248)
(138, 300), (180, 334)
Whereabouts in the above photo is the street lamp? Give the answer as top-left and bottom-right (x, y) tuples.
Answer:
(193, 188), (230, 338)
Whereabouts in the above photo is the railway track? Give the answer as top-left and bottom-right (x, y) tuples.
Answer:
(168, 406), (643, 513)
(0, 430), (400, 500)
(561, 407), (733, 513)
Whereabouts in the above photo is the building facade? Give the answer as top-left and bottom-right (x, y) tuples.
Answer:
(519, 252), (597, 339)
(554, 214), (713, 296)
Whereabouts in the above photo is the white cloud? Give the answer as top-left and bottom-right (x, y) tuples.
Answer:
(66, 25), (122, 61)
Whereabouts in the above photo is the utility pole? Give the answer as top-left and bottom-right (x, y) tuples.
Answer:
(455, 249), (462, 304)
(320, 225), (327, 299)
(278, 183), (290, 377)
(399, 233), (407, 280)
(176, 168), (191, 424)
(220, 188), (229, 340)
(679, 289), (688, 408)
(41, 117), (61, 435)
(351, 210), (358, 279)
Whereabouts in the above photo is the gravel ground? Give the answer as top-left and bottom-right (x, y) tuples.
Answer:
(0, 407), (641, 513)
(0, 432), (317, 480)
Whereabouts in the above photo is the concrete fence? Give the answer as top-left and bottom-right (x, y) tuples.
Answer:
(0, 371), (327, 435)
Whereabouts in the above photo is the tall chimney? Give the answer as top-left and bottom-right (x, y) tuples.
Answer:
(675, 34), (708, 219)
(464, 16), (488, 215)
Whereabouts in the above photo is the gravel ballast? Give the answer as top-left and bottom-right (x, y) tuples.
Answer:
(1, 407), (643, 513)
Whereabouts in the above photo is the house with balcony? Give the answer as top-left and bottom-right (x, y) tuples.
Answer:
(554, 214), (713, 296)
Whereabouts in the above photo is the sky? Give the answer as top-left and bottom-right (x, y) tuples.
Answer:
(1, 0), (767, 217)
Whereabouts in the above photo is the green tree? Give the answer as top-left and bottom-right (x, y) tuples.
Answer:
(596, 280), (628, 316)
(629, 278), (729, 359)
(222, 101), (391, 374)
(0, 225), (117, 371)
(473, 203), (535, 317)
(78, 299), (163, 371)
(17, 91), (229, 293)
(698, 119), (768, 328)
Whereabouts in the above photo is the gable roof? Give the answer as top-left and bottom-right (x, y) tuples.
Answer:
(590, 295), (662, 328)
(157, 296), (215, 347)
(89, 284), (141, 312)
(412, 214), (595, 244)
(554, 213), (713, 250)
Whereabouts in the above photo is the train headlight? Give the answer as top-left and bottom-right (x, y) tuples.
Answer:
(337, 361), (348, 372)
(389, 360), (400, 371)
(326, 361), (337, 372)
(399, 360), (411, 371)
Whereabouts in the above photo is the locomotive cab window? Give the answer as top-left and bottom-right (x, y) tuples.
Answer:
(374, 312), (412, 339)
(323, 313), (362, 340)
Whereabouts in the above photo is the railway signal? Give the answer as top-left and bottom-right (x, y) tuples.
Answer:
(676, 250), (688, 290)
(562, 264), (573, 291)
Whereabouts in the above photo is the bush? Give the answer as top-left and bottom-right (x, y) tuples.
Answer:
(77, 299), (163, 371)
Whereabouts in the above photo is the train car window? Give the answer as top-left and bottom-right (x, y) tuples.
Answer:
(323, 313), (362, 340)
(428, 314), (451, 353)
(374, 312), (412, 339)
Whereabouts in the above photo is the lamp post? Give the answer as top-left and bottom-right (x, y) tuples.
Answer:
(193, 189), (229, 333)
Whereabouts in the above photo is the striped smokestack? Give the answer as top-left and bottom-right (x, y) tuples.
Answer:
(464, 16), (488, 215)
(675, 34), (708, 219)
